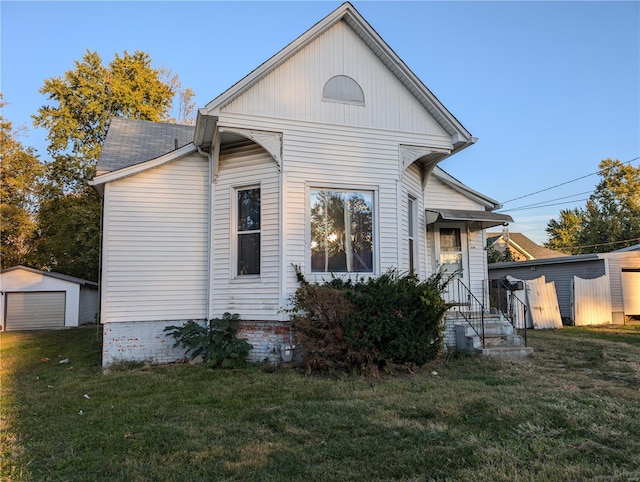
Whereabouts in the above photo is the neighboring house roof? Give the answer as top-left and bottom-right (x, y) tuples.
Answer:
(615, 243), (640, 252)
(194, 2), (476, 157)
(97, 117), (194, 174)
(487, 232), (568, 260)
(0, 265), (99, 288)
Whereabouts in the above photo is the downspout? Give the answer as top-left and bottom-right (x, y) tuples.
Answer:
(198, 145), (214, 321)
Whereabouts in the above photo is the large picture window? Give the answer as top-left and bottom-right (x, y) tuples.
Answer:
(310, 189), (373, 273)
(237, 187), (260, 276)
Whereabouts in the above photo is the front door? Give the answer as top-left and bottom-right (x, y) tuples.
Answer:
(434, 224), (469, 303)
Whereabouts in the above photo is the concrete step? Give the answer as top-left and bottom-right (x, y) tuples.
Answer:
(483, 334), (525, 348)
(454, 320), (533, 356)
(459, 322), (515, 338)
(479, 346), (533, 357)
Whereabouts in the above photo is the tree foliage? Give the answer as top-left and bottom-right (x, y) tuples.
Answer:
(0, 95), (44, 268)
(1, 50), (194, 280)
(545, 159), (640, 254)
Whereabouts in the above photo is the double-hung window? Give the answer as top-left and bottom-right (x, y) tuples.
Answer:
(236, 187), (260, 276)
(310, 189), (373, 273)
(408, 196), (416, 273)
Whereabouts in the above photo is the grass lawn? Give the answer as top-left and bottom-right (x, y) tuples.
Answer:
(1, 325), (639, 481)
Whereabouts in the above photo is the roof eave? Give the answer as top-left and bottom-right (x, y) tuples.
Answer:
(89, 143), (199, 187)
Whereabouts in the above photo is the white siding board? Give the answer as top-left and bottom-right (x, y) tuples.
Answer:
(621, 271), (640, 315)
(424, 175), (484, 211)
(102, 154), (209, 323)
(598, 252), (640, 314)
(211, 144), (281, 320)
(216, 115), (449, 302)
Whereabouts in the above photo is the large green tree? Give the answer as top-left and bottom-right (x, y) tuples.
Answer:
(26, 50), (193, 280)
(0, 95), (45, 268)
(545, 159), (640, 254)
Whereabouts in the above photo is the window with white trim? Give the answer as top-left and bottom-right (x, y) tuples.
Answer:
(236, 187), (260, 276)
(310, 189), (373, 273)
(408, 196), (416, 273)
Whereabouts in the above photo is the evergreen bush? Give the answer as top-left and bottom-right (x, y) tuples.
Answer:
(291, 267), (452, 375)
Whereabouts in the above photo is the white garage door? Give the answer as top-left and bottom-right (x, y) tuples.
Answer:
(4, 291), (66, 331)
(621, 269), (640, 316)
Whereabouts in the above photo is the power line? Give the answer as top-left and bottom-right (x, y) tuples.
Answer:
(500, 198), (590, 213)
(550, 236), (640, 251)
(501, 156), (640, 205)
(498, 190), (592, 212)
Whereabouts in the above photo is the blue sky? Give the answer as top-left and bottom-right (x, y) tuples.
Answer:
(2, 1), (639, 244)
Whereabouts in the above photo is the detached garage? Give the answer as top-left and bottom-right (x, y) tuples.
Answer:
(0, 266), (99, 331)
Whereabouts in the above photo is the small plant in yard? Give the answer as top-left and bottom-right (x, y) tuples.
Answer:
(164, 313), (252, 368)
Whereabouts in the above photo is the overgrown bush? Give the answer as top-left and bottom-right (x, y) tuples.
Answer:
(164, 313), (252, 368)
(291, 267), (452, 375)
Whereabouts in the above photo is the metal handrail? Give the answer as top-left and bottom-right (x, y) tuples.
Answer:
(490, 278), (528, 347)
(448, 278), (486, 348)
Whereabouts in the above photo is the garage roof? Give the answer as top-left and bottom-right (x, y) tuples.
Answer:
(0, 266), (98, 288)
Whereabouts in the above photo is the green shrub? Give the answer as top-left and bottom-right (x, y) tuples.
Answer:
(164, 313), (252, 368)
(291, 268), (452, 375)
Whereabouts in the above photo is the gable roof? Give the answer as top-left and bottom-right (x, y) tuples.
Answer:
(487, 232), (568, 260)
(97, 117), (195, 174)
(0, 265), (99, 288)
(432, 167), (502, 211)
(194, 2), (475, 153)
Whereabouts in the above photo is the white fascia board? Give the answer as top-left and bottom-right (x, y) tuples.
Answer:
(432, 166), (502, 210)
(89, 143), (199, 187)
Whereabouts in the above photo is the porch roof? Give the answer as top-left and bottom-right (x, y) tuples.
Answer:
(425, 209), (513, 230)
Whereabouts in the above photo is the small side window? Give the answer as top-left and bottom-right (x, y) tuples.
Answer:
(237, 187), (260, 276)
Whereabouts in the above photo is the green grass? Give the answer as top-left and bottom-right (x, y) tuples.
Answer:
(2, 325), (639, 481)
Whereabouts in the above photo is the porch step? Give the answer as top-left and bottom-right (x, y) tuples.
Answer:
(479, 346), (534, 357)
(453, 317), (532, 357)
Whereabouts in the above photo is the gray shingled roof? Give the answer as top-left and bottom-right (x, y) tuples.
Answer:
(487, 232), (568, 260)
(97, 117), (195, 173)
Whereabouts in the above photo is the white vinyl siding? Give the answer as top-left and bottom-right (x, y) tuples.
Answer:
(223, 21), (449, 138)
(211, 144), (280, 320)
(598, 252), (640, 318)
(216, 113), (448, 303)
(424, 174), (485, 211)
(621, 270), (640, 315)
(102, 154), (209, 323)
(5, 292), (66, 331)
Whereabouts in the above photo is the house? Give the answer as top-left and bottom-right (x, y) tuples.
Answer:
(486, 231), (567, 261)
(90, 2), (515, 365)
(0, 266), (99, 331)
(488, 249), (640, 325)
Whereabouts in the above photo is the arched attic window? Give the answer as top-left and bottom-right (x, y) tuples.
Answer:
(322, 75), (365, 105)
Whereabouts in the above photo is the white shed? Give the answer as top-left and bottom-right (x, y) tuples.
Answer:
(0, 266), (99, 331)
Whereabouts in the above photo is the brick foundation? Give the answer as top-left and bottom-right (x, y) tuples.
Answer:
(102, 320), (294, 366)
